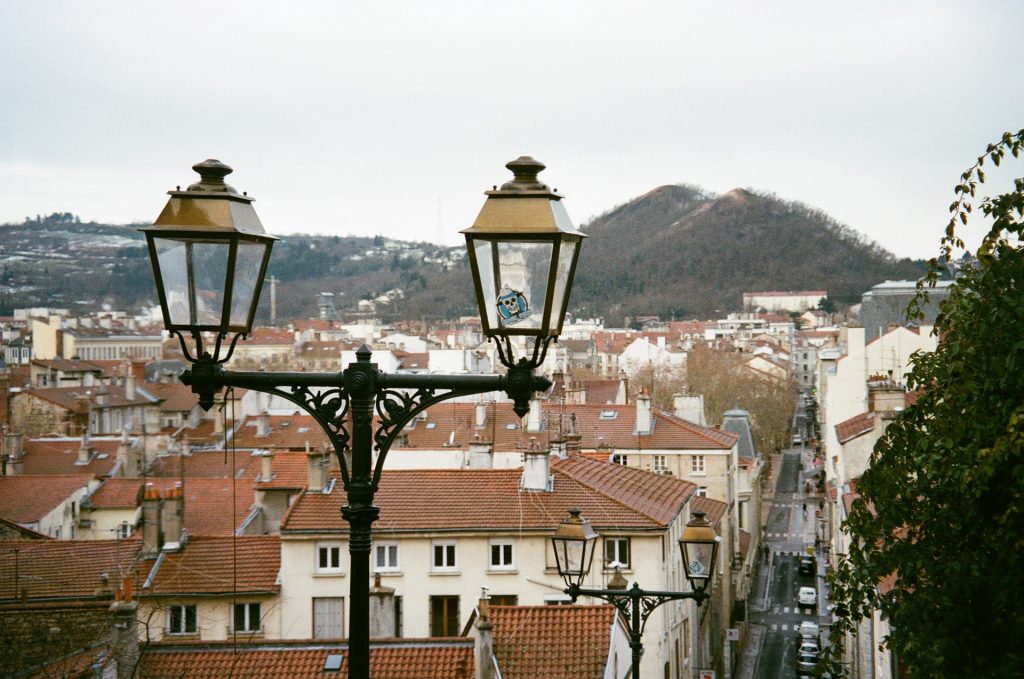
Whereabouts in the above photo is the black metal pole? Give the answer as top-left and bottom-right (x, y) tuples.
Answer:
(568, 583), (708, 679)
(180, 346), (551, 679)
(342, 347), (379, 679)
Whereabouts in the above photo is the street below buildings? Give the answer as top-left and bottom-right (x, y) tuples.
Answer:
(747, 448), (830, 678)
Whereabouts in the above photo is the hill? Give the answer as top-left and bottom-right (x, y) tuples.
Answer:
(571, 185), (927, 322)
(1, 187), (929, 324)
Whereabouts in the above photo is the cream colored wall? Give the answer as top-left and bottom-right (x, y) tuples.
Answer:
(615, 448), (732, 503)
(278, 525), (697, 679)
(35, 482), (95, 539)
(138, 594), (282, 642)
(30, 317), (59, 359)
(79, 506), (139, 540)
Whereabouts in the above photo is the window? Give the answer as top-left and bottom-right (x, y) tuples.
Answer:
(119, 522), (132, 539)
(233, 602), (261, 633)
(653, 455), (668, 473)
(313, 597), (344, 639)
(432, 540), (456, 571)
(375, 542), (399, 572)
(489, 540), (514, 570)
(697, 486), (708, 497)
(604, 537), (631, 569)
(691, 455), (705, 474)
(394, 596), (403, 637)
(489, 594), (518, 606)
(611, 453), (629, 466)
(430, 595), (460, 636)
(316, 542), (343, 574)
(167, 604), (197, 635)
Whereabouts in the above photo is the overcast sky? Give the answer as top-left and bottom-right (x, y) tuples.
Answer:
(2, 1), (1021, 259)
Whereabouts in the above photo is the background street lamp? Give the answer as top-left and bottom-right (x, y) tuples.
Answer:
(142, 156), (585, 679)
(551, 508), (721, 678)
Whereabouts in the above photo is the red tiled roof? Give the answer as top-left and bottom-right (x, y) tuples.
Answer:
(256, 451), (313, 490)
(0, 537), (142, 600)
(283, 456), (695, 534)
(489, 604), (617, 679)
(30, 358), (105, 373)
(689, 495), (727, 528)
(148, 450), (261, 479)
(85, 476), (257, 535)
(87, 478), (144, 508)
(20, 437), (122, 477)
(143, 382), (198, 413)
(579, 380), (620, 405)
(835, 412), (874, 444)
(141, 535), (280, 595)
(0, 475), (95, 524)
(19, 384), (158, 411)
(243, 327), (296, 345)
(140, 640), (474, 679)
(400, 403), (735, 453)
(396, 351), (429, 369)
(233, 414), (331, 451)
(0, 516), (51, 540)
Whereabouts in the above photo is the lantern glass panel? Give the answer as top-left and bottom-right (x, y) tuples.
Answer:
(477, 239), (554, 334)
(230, 240), (268, 327)
(683, 539), (716, 582)
(156, 237), (230, 328)
(546, 238), (579, 333)
(556, 538), (585, 577)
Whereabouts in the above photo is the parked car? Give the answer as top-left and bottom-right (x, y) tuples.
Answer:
(799, 554), (816, 576)
(791, 433), (804, 446)
(799, 620), (820, 643)
(798, 586), (817, 610)
(796, 649), (818, 675)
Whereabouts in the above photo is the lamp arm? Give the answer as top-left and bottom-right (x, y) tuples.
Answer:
(567, 582), (709, 638)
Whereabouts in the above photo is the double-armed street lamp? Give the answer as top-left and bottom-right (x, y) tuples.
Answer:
(141, 156), (585, 679)
(551, 508), (721, 678)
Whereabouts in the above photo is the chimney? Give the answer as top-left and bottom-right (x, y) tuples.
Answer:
(161, 484), (184, 551)
(521, 442), (551, 492)
(258, 450), (274, 482)
(307, 450), (327, 492)
(473, 593), (495, 679)
(124, 364), (136, 401)
(467, 441), (493, 470)
(564, 414), (582, 456)
(116, 431), (136, 478)
(4, 431), (25, 475)
(526, 398), (543, 433)
(368, 573), (397, 639)
(673, 394), (707, 426)
(256, 412), (270, 437)
(140, 484), (162, 557)
(475, 401), (488, 428)
(109, 601), (140, 679)
(77, 431), (93, 465)
(635, 392), (653, 435)
(130, 360), (146, 385)
(213, 406), (224, 434)
(657, 335), (666, 349)
(564, 387), (585, 405)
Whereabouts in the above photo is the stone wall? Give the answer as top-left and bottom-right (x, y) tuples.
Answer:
(0, 600), (112, 675)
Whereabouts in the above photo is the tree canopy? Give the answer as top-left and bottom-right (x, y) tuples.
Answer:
(824, 130), (1024, 677)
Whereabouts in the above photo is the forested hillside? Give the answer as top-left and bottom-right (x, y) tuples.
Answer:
(1, 185), (929, 324)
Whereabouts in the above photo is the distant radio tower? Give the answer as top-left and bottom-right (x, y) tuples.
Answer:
(268, 276), (279, 326)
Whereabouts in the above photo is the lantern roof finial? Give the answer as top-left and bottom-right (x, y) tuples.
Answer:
(187, 159), (237, 194)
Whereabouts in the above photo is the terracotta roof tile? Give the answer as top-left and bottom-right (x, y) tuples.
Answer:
(20, 384), (158, 410)
(233, 415), (331, 451)
(835, 412), (874, 444)
(283, 457), (694, 534)
(143, 382), (199, 413)
(0, 537), (142, 600)
(87, 478), (144, 508)
(141, 535), (280, 595)
(140, 639), (474, 679)
(489, 604), (616, 679)
(690, 495), (727, 527)
(400, 403), (735, 453)
(0, 475), (95, 524)
(256, 451), (312, 490)
(20, 437), (122, 477)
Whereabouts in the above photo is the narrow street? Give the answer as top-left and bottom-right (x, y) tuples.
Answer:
(747, 446), (830, 678)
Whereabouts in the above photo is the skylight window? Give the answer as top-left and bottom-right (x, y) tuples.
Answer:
(505, 423), (518, 430)
(600, 410), (618, 420)
(426, 422), (437, 429)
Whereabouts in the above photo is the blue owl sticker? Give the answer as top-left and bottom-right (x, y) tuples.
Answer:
(496, 285), (531, 326)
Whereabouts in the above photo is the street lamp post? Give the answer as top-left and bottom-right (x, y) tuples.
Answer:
(141, 156), (585, 679)
(551, 508), (721, 678)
